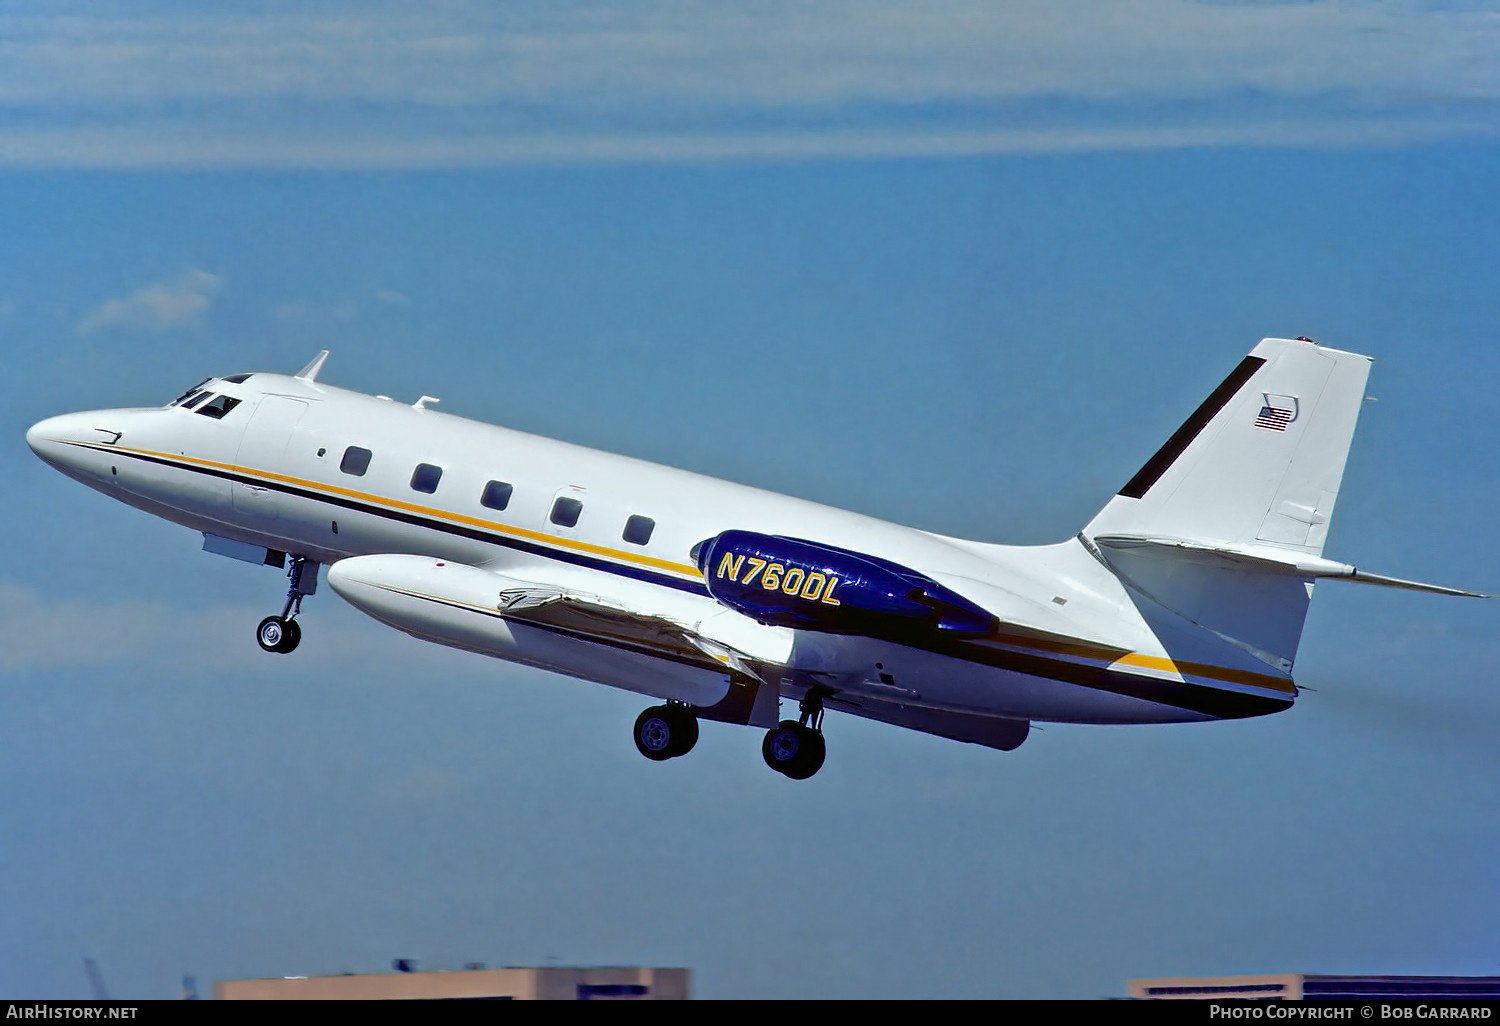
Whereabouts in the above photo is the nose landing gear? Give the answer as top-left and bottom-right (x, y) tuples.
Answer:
(256, 555), (317, 654)
(256, 614), (300, 654)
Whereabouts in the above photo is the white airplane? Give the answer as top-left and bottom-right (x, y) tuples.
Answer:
(26, 338), (1485, 779)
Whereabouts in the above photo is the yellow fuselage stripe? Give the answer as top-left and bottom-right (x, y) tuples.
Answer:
(120, 443), (704, 578)
(102, 440), (1296, 697)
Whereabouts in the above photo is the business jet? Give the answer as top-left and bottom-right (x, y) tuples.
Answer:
(26, 338), (1485, 779)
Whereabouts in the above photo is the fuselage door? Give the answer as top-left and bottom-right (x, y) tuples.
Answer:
(232, 395), (309, 519)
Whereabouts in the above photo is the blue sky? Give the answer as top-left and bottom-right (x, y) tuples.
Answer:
(3, 0), (1499, 1000)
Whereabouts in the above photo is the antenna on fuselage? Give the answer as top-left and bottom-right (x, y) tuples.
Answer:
(296, 350), (330, 382)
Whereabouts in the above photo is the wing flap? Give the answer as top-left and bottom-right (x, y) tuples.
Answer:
(495, 585), (762, 684)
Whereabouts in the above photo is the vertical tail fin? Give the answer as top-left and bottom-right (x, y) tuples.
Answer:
(1084, 337), (1372, 556)
(1081, 338), (1372, 674)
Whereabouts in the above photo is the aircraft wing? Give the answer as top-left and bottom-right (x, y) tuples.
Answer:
(500, 587), (1034, 750)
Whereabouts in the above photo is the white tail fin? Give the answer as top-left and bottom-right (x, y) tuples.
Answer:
(1081, 338), (1373, 674)
(1084, 337), (1371, 556)
(1078, 339), (1482, 676)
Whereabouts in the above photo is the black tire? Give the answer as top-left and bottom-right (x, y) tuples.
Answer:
(664, 705), (699, 758)
(782, 729), (825, 780)
(763, 720), (805, 775)
(634, 706), (678, 762)
(278, 617), (301, 654)
(257, 616), (301, 654)
(258, 616), (289, 654)
(762, 721), (826, 779)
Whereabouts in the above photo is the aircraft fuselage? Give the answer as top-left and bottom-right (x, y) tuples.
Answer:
(27, 361), (1301, 768)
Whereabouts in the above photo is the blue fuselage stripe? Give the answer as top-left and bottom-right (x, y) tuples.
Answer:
(75, 441), (1287, 720)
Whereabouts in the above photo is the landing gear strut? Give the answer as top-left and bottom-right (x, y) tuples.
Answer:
(762, 689), (828, 780)
(633, 703), (699, 761)
(256, 555), (317, 655)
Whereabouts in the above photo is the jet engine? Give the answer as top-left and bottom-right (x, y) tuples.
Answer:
(695, 530), (997, 639)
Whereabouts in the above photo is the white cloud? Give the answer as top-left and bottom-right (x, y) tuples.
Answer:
(78, 269), (222, 335)
(0, 116), (1477, 171)
(1, 1), (1497, 167)
(6, 2), (1498, 108)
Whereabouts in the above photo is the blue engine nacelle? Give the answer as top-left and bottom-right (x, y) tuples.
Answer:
(694, 530), (997, 638)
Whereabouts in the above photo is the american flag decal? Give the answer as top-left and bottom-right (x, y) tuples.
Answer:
(1255, 394), (1297, 431)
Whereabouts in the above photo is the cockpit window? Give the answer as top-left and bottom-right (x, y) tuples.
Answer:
(169, 379), (211, 406)
(181, 391), (211, 410)
(221, 373), (253, 384)
(196, 394), (241, 420)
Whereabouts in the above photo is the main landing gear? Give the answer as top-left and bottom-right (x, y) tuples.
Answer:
(633, 703), (699, 761)
(761, 689), (827, 780)
(630, 690), (829, 780)
(257, 555), (317, 655)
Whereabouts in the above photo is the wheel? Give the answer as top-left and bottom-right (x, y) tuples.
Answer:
(278, 617), (301, 654)
(256, 616), (300, 654)
(665, 705), (698, 758)
(634, 706), (678, 762)
(783, 729), (825, 780)
(257, 615), (287, 653)
(762, 720), (802, 773)
(762, 720), (825, 779)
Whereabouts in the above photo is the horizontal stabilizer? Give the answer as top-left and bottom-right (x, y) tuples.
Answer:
(1093, 534), (1490, 596)
(1087, 532), (1487, 673)
(1340, 569), (1491, 599)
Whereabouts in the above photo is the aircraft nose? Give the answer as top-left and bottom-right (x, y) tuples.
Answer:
(26, 411), (107, 472)
(26, 414), (74, 464)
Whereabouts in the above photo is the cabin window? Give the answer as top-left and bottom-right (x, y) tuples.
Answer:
(550, 496), (583, 528)
(340, 446), (372, 476)
(196, 395), (241, 420)
(410, 463), (443, 494)
(623, 515), (655, 546)
(481, 480), (513, 511)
